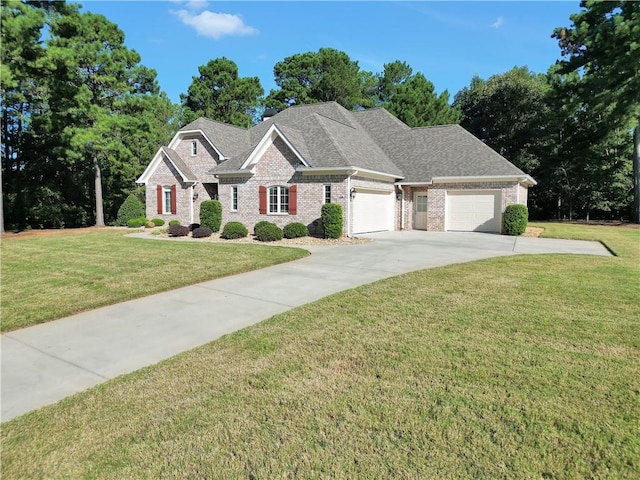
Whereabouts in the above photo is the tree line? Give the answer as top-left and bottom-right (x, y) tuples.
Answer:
(1, 0), (637, 230)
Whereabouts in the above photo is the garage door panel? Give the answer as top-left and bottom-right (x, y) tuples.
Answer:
(446, 191), (501, 232)
(353, 190), (394, 234)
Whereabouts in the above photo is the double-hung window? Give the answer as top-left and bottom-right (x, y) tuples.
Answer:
(269, 185), (289, 214)
(191, 140), (197, 156)
(323, 184), (331, 204)
(163, 186), (172, 214)
(231, 186), (238, 211)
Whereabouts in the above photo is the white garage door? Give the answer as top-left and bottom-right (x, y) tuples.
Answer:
(352, 189), (395, 234)
(446, 190), (501, 232)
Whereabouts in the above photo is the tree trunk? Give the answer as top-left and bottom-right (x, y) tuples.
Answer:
(633, 120), (640, 224)
(0, 159), (4, 234)
(94, 154), (105, 227)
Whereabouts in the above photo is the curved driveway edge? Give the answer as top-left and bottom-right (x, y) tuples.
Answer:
(1, 231), (610, 421)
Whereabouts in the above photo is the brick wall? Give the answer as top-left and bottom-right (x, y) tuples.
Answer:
(218, 137), (350, 234)
(145, 135), (221, 225)
(402, 182), (525, 232)
(146, 158), (193, 225)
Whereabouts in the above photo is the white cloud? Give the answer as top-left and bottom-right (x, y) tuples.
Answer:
(184, 0), (208, 12)
(491, 16), (505, 29)
(171, 9), (258, 39)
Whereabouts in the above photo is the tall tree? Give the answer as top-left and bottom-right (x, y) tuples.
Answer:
(266, 48), (372, 110)
(384, 71), (460, 127)
(553, 1), (640, 222)
(46, 10), (158, 226)
(454, 67), (550, 173)
(181, 57), (263, 127)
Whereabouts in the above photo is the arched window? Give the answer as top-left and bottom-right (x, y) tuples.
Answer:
(268, 185), (289, 213)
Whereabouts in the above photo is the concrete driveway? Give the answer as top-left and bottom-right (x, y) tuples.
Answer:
(1, 231), (610, 421)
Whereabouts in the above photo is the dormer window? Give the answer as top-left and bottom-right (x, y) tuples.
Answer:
(191, 141), (197, 156)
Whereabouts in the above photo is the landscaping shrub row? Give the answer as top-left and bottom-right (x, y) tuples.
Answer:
(123, 198), (344, 240)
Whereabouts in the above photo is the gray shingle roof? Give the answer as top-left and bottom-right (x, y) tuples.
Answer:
(385, 125), (526, 183)
(180, 118), (251, 158)
(200, 101), (528, 183)
(162, 147), (197, 182)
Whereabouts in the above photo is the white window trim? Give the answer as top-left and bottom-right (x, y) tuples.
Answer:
(323, 184), (331, 204)
(191, 140), (197, 156)
(163, 185), (172, 214)
(231, 186), (238, 212)
(268, 185), (289, 214)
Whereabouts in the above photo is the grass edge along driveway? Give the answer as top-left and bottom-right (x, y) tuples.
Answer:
(1, 223), (638, 478)
(0, 229), (309, 332)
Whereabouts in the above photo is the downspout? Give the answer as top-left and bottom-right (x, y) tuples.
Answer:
(346, 175), (352, 237)
(399, 185), (405, 230)
(190, 184), (194, 224)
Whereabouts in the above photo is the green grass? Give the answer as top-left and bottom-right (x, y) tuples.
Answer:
(2, 224), (639, 478)
(0, 229), (308, 332)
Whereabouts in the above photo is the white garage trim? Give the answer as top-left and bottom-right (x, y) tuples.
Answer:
(352, 189), (395, 234)
(446, 190), (502, 233)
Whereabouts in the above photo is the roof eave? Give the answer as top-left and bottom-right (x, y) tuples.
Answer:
(431, 175), (537, 186)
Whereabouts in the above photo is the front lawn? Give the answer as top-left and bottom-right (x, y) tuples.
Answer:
(0, 229), (308, 332)
(2, 223), (638, 478)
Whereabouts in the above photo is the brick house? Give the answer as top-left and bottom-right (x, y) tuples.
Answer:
(136, 102), (535, 235)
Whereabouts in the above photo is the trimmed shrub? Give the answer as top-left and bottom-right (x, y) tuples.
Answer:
(200, 200), (222, 232)
(168, 224), (189, 237)
(321, 203), (343, 239)
(221, 221), (249, 239)
(255, 222), (283, 242)
(126, 217), (147, 228)
(283, 222), (309, 239)
(117, 194), (145, 226)
(188, 223), (200, 231)
(503, 204), (528, 235)
(192, 226), (213, 238)
(151, 218), (165, 226)
(145, 221), (155, 228)
(254, 220), (272, 235)
(168, 220), (180, 226)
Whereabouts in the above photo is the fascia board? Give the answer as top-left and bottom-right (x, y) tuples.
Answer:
(136, 147), (164, 184)
(240, 125), (309, 170)
(169, 129), (226, 160)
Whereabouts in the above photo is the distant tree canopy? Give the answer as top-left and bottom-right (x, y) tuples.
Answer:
(181, 57), (264, 128)
(1, 0), (636, 229)
(552, 0), (640, 222)
(1, 1), (175, 229)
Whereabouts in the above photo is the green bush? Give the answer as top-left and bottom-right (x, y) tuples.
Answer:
(254, 220), (272, 235)
(255, 223), (283, 242)
(168, 220), (180, 226)
(283, 222), (309, 239)
(221, 221), (249, 239)
(168, 224), (189, 237)
(126, 217), (147, 228)
(117, 194), (145, 226)
(151, 218), (165, 226)
(200, 200), (222, 232)
(321, 203), (343, 239)
(503, 204), (528, 235)
(192, 226), (213, 238)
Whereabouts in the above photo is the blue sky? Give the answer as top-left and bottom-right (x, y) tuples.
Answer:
(77, 1), (580, 104)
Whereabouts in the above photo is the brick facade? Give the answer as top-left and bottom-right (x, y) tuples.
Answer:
(145, 134), (220, 225)
(219, 137), (351, 234)
(402, 181), (523, 232)
(144, 132), (531, 234)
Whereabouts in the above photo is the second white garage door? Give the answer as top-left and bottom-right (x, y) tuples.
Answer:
(352, 189), (395, 234)
(446, 190), (502, 232)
